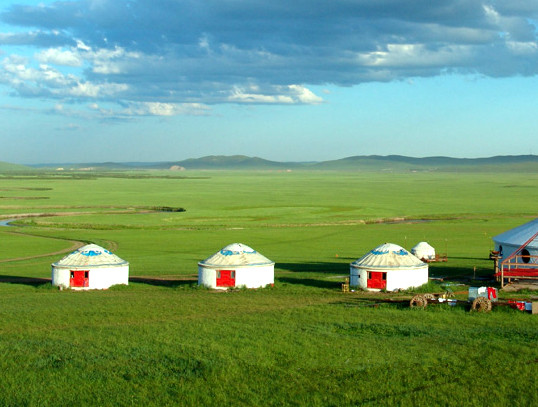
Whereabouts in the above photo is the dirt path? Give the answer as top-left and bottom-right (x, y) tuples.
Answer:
(502, 281), (538, 292)
(0, 236), (85, 263)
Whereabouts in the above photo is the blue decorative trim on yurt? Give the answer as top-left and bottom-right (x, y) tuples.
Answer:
(220, 249), (257, 256)
(371, 249), (408, 256)
(79, 249), (112, 256)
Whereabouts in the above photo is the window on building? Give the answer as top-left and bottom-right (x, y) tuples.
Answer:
(521, 249), (531, 264)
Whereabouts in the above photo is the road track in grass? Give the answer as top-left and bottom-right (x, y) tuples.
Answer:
(0, 232), (84, 264)
(0, 235), (122, 264)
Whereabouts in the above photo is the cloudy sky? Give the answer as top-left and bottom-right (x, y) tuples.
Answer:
(1, 0), (537, 164)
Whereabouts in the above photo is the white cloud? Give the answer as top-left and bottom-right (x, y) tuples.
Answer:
(357, 44), (474, 68)
(88, 46), (141, 74)
(229, 85), (322, 104)
(1, 54), (129, 100)
(68, 81), (128, 98)
(76, 40), (91, 52)
(289, 85), (323, 104)
(1, 0), (537, 108)
(123, 102), (210, 116)
(483, 5), (501, 24)
(507, 41), (538, 54)
(229, 86), (293, 104)
(37, 48), (82, 67)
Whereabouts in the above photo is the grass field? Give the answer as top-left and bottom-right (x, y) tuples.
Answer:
(1, 170), (537, 406)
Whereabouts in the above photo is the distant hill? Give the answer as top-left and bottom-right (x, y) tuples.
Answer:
(27, 154), (538, 172)
(31, 155), (304, 170)
(0, 161), (34, 172)
(312, 155), (538, 172)
(167, 155), (304, 170)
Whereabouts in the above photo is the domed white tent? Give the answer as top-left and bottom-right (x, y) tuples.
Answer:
(411, 241), (436, 261)
(52, 244), (129, 290)
(198, 243), (274, 289)
(493, 218), (538, 264)
(350, 243), (428, 291)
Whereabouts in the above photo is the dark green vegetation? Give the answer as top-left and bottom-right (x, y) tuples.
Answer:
(1, 169), (537, 406)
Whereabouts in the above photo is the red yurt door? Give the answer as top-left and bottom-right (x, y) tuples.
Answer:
(70, 270), (89, 288)
(367, 271), (387, 289)
(216, 270), (236, 287)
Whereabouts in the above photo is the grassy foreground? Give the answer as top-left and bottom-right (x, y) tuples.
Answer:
(0, 170), (537, 406)
(0, 283), (536, 406)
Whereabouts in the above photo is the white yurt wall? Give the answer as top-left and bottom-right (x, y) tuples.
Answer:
(51, 244), (129, 289)
(411, 241), (436, 260)
(198, 243), (274, 289)
(350, 243), (428, 291)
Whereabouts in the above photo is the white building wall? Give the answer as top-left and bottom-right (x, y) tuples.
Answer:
(349, 266), (428, 291)
(88, 266), (129, 289)
(495, 243), (538, 265)
(198, 266), (218, 289)
(349, 267), (367, 289)
(235, 265), (274, 288)
(386, 267), (428, 291)
(198, 265), (274, 289)
(51, 267), (70, 288)
(51, 265), (129, 289)
(412, 248), (435, 260)
(349, 267), (359, 287)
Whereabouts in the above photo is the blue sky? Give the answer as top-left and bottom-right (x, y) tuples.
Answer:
(1, 0), (537, 164)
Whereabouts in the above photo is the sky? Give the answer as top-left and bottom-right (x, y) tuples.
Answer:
(1, 0), (538, 164)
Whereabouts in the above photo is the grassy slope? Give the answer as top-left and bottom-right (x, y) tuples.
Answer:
(0, 171), (537, 406)
(0, 161), (33, 172)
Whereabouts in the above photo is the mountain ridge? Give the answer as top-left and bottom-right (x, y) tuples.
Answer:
(24, 154), (538, 172)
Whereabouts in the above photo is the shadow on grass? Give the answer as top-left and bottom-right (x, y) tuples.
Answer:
(445, 256), (492, 261)
(129, 276), (197, 288)
(276, 261), (349, 289)
(277, 261), (349, 274)
(429, 262), (493, 276)
(277, 276), (342, 289)
(0, 275), (51, 287)
(329, 298), (410, 310)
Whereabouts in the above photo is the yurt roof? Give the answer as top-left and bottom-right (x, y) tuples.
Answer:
(199, 243), (274, 268)
(52, 244), (128, 268)
(411, 241), (435, 253)
(493, 218), (538, 249)
(351, 243), (426, 269)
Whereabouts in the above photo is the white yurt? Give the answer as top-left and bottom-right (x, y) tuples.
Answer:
(198, 243), (274, 290)
(493, 218), (538, 264)
(51, 244), (129, 290)
(350, 243), (428, 291)
(411, 241), (436, 261)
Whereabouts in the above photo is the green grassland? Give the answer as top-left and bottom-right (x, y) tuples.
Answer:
(0, 170), (537, 406)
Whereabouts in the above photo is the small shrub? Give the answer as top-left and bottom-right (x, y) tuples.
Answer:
(152, 206), (186, 213)
(35, 283), (56, 291)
